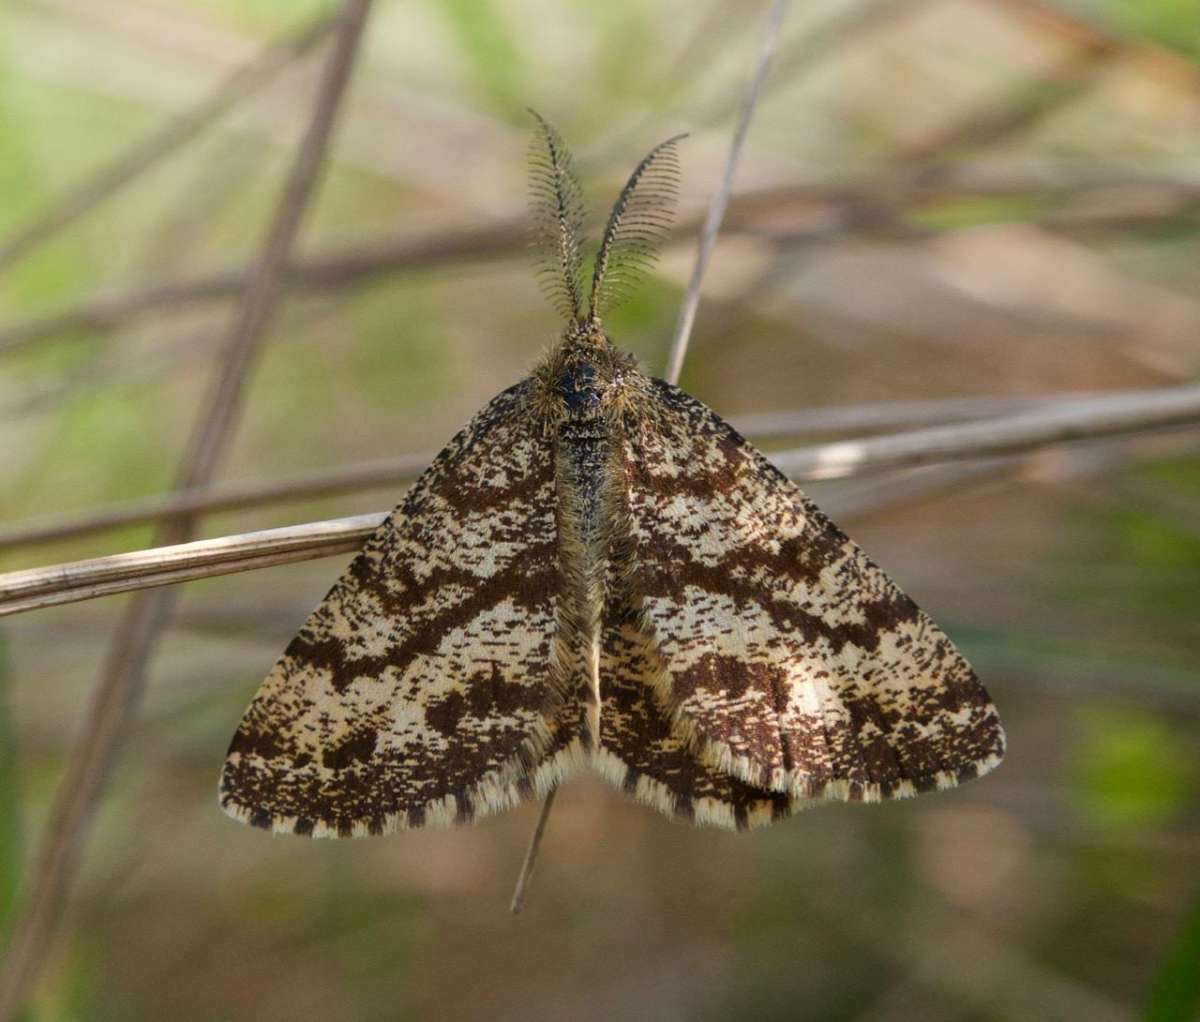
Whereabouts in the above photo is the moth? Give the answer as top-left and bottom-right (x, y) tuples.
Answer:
(220, 114), (1004, 840)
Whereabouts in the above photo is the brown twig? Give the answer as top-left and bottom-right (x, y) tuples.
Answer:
(0, 9), (337, 275)
(4, 157), (1199, 358)
(0, 219), (525, 357)
(0, 2), (374, 1015)
(509, 786), (558, 915)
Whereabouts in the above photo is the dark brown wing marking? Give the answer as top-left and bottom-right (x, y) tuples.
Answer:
(596, 600), (794, 830)
(220, 382), (583, 837)
(619, 379), (1005, 802)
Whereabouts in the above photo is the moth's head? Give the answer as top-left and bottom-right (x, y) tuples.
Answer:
(527, 110), (685, 341)
(559, 316), (607, 350)
(535, 318), (639, 425)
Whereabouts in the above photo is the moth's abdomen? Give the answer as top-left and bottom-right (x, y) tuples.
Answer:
(551, 415), (619, 752)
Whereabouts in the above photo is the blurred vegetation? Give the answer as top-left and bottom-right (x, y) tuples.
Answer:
(1090, 0), (1200, 60)
(0, 0), (1198, 1019)
(0, 635), (20, 931)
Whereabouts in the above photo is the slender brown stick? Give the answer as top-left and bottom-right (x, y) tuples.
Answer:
(0, 3), (374, 1016)
(0, 219), (525, 357)
(510, 787), (558, 915)
(4, 383), (1200, 618)
(0, 11), (336, 276)
(664, 0), (786, 386)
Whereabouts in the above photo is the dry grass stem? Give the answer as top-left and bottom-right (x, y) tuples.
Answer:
(0, 391), (1113, 551)
(664, 0), (786, 385)
(509, 787), (558, 915)
(0, 513), (380, 617)
(773, 384), (1200, 480)
(5, 383), (1198, 617)
(0, 455), (429, 550)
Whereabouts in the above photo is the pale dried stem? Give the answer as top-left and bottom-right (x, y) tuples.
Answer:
(0, 9), (337, 275)
(4, 383), (1199, 619)
(0, 455), (430, 550)
(0, 392), (1112, 552)
(770, 384), (1200, 480)
(0, 513), (381, 615)
(0, 2), (374, 1016)
(664, 0), (786, 386)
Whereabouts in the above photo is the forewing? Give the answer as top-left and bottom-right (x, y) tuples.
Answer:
(620, 379), (1005, 802)
(220, 382), (577, 836)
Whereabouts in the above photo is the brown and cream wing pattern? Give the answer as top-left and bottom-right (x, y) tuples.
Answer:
(595, 600), (795, 831)
(619, 378), (1005, 802)
(220, 382), (576, 837)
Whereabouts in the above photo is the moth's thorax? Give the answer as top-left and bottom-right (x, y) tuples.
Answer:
(531, 321), (644, 432)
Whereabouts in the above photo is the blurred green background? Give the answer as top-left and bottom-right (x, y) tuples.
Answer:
(1, 0), (1199, 1018)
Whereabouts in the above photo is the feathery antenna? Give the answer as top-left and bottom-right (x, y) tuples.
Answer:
(589, 133), (686, 320)
(527, 110), (588, 322)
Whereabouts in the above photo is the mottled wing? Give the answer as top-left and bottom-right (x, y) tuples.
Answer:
(220, 382), (578, 837)
(619, 379), (1005, 802)
(596, 601), (794, 830)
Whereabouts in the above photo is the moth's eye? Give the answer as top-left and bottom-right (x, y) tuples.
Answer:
(558, 362), (600, 413)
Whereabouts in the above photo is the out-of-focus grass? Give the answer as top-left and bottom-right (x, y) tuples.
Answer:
(1070, 707), (1193, 829)
(0, 632), (21, 932)
(436, 0), (526, 117)
(1142, 456), (1200, 497)
(155, 0), (335, 36)
(1145, 889), (1200, 1022)
(0, 72), (94, 320)
(16, 388), (174, 506)
(26, 941), (102, 1022)
(1048, 458), (1200, 658)
(906, 194), (1064, 233)
(721, 826), (912, 1022)
(1093, 0), (1200, 60)
(952, 625), (1200, 707)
